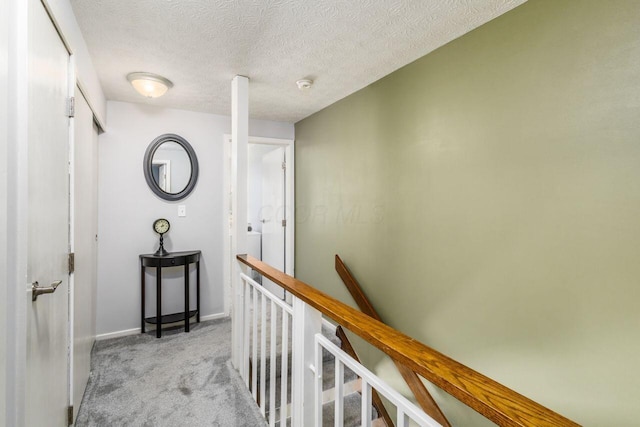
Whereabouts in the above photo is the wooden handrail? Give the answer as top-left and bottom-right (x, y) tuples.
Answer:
(335, 255), (451, 427)
(237, 254), (580, 427)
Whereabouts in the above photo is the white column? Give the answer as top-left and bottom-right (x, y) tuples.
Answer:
(291, 296), (322, 427)
(231, 75), (249, 370)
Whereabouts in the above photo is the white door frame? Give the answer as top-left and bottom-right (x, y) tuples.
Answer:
(222, 135), (295, 315)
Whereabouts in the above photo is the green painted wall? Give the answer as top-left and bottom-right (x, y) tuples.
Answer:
(294, 1), (640, 425)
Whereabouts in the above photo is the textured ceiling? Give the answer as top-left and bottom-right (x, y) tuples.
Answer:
(71, 0), (526, 123)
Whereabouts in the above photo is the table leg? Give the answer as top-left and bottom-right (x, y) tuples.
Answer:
(141, 263), (145, 334)
(156, 265), (162, 338)
(185, 262), (190, 332)
(196, 260), (200, 323)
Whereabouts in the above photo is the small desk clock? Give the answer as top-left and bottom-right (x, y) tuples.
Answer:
(153, 218), (170, 256)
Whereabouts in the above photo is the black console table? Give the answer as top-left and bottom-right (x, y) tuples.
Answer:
(140, 250), (201, 338)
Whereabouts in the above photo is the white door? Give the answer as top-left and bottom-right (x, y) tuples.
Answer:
(26, 0), (71, 425)
(261, 147), (286, 298)
(72, 91), (98, 421)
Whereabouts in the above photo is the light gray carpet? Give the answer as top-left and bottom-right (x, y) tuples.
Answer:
(76, 317), (267, 427)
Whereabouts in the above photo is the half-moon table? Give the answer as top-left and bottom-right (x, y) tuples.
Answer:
(140, 250), (201, 338)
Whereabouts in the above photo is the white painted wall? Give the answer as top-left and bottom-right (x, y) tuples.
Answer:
(97, 101), (294, 335)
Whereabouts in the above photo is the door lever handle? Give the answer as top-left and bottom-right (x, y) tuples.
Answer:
(32, 280), (62, 302)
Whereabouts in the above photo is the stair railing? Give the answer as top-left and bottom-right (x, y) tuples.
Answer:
(235, 261), (438, 426)
(335, 254), (450, 427)
(236, 267), (433, 426)
(315, 333), (437, 427)
(333, 325), (395, 427)
(234, 254), (580, 427)
(237, 271), (293, 425)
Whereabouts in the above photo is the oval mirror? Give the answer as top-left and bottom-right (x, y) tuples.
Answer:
(143, 134), (199, 201)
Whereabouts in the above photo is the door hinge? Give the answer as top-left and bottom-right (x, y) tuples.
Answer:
(68, 252), (75, 274)
(282, 161), (286, 170)
(67, 405), (73, 425)
(281, 219), (286, 227)
(67, 96), (75, 118)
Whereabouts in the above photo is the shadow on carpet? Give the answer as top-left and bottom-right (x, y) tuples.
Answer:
(76, 317), (266, 427)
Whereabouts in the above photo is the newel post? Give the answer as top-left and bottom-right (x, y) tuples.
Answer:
(231, 263), (248, 376)
(291, 296), (322, 426)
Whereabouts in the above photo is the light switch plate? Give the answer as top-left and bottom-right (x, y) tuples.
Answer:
(178, 205), (186, 217)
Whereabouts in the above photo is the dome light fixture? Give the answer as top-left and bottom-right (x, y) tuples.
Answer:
(127, 72), (173, 98)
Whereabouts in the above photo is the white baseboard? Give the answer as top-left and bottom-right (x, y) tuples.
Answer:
(95, 312), (229, 341)
(96, 327), (140, 341)
(200, 312), (228, 322)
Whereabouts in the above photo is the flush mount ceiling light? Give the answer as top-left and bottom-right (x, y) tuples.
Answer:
(296, 79), (313, 90)
(127, 72), (173, 98)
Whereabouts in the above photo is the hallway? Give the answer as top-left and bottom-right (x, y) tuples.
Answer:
(76, 318), (265, 426)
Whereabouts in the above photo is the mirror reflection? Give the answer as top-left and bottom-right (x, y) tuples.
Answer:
(143, 134), (199, 201)
(151, 141), (192, 194)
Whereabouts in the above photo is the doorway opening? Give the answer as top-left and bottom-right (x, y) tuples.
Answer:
(151, 160), (171, 192)
(222, 136), (294, 313)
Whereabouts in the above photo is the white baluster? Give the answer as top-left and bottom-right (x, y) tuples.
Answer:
(314, 335), (323, 427)
(280, 310), (289, 425)
(361, 381), (372, 427)
(251, 287), (258, 400)
(335, 360), (344, 427)
(269, 300), (277, 426)
(260, 293), (267, 415)
(397, 409), (409, 427)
